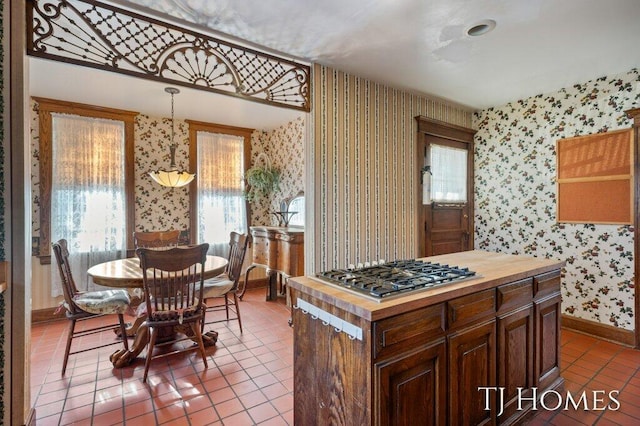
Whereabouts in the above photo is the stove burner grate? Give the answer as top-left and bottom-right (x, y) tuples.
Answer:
(316, 259), (476, 299)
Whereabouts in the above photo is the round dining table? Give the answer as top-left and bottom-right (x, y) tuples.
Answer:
(87, 255), (228, 368)
(87, 255), (228, 288)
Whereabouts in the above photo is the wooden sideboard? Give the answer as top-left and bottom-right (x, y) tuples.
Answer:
(249, 226), (304, 300)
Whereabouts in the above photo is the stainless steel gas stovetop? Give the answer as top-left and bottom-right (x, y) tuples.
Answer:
(314, 259), (477, 301)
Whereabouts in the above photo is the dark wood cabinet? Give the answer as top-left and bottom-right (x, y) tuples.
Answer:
(497, 305), (535, 424)
(288, 251), (564, 425)
(375, 339), (446, 426)
(449, 319), (496, 426)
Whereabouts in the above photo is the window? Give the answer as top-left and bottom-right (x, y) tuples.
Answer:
(430, 144), (468, 202)
(187, 121), (252, 256)
(35, 98), (137, 275)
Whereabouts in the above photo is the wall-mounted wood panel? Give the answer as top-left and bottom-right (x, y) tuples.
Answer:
(556, 129), (633, 224)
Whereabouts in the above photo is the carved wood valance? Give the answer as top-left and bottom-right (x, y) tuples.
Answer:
(27, 0), (311, 111)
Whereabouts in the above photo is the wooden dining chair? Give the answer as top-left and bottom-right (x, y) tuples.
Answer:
(133, 229), (181, 249)
(201, 232), (249, 334)
(52, 239), (131, 375)
(136, 243), (210, 383)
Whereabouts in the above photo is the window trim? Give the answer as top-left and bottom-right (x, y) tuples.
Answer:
(186, 120), (253, 245)
(34, 97), (138, 264)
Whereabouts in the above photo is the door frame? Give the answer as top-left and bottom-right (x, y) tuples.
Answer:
(415, 116), (476, 258)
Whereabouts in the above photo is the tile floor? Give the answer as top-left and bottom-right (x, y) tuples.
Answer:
(31, 288), (293, 425)
(31, 289), (640, 425)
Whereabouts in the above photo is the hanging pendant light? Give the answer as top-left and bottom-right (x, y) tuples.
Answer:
(148, 87), (195, 188)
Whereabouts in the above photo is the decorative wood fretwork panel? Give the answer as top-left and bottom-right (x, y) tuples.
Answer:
(27, 0), (310, 111)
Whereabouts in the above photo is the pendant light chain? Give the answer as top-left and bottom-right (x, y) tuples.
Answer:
(170, 90), (175, 148)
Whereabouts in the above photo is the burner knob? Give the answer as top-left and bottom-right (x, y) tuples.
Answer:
(364, 262), (371, 268)
(357, 263), (364, 269)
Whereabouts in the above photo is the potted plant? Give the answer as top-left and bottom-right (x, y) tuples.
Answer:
(245, 153), (280, 202)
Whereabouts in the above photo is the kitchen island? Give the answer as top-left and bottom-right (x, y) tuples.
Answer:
(288, 250), (565, 426)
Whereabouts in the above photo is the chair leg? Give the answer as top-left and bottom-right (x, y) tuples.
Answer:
(201, 300), (208, 333)
(62, 319), (77, 375)
(143, 326), (157, 383)
(191, 321), (208, 369)
(118, 314), (129, 351)
(224, 294), (230, 320)
(234, 292), (243, 334)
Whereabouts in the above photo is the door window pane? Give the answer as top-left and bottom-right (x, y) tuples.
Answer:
(430, 144), (467, 202)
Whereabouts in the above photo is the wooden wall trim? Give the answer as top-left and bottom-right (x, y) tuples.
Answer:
(561, 314), (635, 347)
(31, 308), (65, 324)
(34, 97), (139, 259)
(415, 115), (477, 141)
(625, 107), (640, 348)
(0, 261), (8, 293)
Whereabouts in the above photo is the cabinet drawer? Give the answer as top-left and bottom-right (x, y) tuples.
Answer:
(533, 270), (561, 300)
(497, 278), (533, 314)
(447, 289), (496, 329)
(373, 303), (445, 360)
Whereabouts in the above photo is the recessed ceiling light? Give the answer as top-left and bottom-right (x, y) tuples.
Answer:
(466, 19), (496, 37)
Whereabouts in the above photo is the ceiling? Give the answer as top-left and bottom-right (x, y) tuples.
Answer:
(30, 0), (640, 128)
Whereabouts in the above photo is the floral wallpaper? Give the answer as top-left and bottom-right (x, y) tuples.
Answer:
(474, 68), (640, 330)
(134, 114), (191, 232)
(249, 116), (305, 227)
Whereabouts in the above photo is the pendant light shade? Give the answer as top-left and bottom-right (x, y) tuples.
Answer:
(148, 87), (195, 188)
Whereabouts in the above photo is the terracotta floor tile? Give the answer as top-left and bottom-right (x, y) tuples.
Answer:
(209, 386), (237, 405)
(125, 411), (158, 425)
(124, 399), (155, 419)
(219, 410), (255, 425)
(91, 407), (124, 425)
(248, 401), (280, 423)
(184, 394), (214, 414)
(216, 397), (245, 418)
(238, 389), (268, 409)
(58, 404), (94, 425)
(258, 415), (289, 426)
(188, 406), (220, 425)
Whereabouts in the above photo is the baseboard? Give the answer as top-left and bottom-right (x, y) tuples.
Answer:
(245, 277), (269, 290)
(31, 307), (65, 324)
(25, 408), (36, 426)
(561, 314), (635, 347)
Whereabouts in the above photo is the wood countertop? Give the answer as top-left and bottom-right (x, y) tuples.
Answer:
(288, 250), (565, 322)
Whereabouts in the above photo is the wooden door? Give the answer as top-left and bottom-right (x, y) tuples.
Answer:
(415, 117), (476, 258)
(426, 202), (470, 256)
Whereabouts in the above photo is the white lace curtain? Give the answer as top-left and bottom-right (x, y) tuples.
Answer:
(50, 113), (127, 296)
(430, 144), (468, 202)
(197, 131), (248, 257)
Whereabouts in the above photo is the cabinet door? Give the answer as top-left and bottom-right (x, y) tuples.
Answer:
(497, 306), (534, 425)
(375, 339), (446, 426)
(449, 320), (496, 426)
(535, 293), (562, 391)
